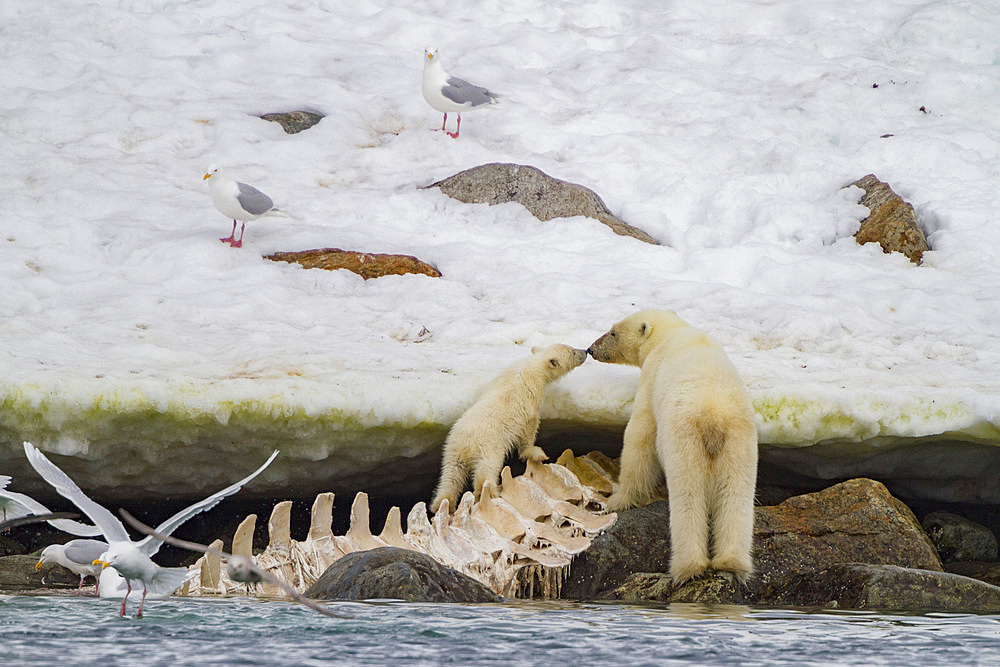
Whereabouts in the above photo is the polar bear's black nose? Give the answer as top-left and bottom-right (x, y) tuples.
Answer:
(586, 347), (595, 357)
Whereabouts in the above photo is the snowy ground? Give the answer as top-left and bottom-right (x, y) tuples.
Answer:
(2, 0), (999, 500)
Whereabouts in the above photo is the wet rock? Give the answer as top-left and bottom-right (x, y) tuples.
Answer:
(922, 511), (999, 563)
(850, 174), (929, 264)
(752, 478), (943, 590)
(562, 500), (671, 600)
(944, 562), (1000, 588)
(304, 547), (501, 603)
(429, 163), (659, 245)
(259, 110), (323, 134)
(760, 564), (1000, 613)
(563, 478), (941, 603)
(0, 554), (78, 589)
(266, 248), (442, 280)
(0, 535), (26, 557)
(599, 571), (747, 604)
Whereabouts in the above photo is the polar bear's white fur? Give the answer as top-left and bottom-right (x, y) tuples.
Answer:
(431, 344), (588, 513)
(588, 310), (758, 584)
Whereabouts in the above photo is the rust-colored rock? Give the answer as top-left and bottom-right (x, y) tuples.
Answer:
(266, 248), (442, 280)
(429, 163), (659, 245)
(851, 174), (930, 264)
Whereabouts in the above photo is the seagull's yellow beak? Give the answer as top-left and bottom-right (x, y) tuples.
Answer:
(203, 173), (212, 180)
(35, 560), (43, 571)
(93, 559), (109, 568)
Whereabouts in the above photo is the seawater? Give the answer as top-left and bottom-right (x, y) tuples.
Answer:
(3, 596), (999, 666)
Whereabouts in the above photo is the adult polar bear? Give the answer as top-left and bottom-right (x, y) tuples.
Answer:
(588, 310), (758, 584)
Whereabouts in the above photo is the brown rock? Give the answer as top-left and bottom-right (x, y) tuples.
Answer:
(0, 554), (79, 590)
(753, 477), (943, 589)
(266, 248), (442, 280)
(851, 174), (930, 264)
(429, 163), (659, 245)
(600, 571), (748, 604)
(259, 110), (324, 134)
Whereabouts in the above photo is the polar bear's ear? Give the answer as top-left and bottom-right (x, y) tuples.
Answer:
(639, 321), (650, 337)
(531, 346), (541, 354)
(549, 357), (560, 368)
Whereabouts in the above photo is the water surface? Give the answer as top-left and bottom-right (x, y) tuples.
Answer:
(3, 596), (999, 666)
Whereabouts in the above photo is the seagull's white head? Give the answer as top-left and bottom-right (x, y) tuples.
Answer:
(93, 549), (115, 569)
(424, 48), (439, 65)
(36, 545), (57, 570)
(203, 165), (221, 181)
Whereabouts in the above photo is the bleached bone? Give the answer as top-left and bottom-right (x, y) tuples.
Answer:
(557, 449), (613, 496)
(377, 506), (413, 550)
(182, 449), (619, 601)
(308, 493), (334, 541)
(501, 466), (615, 535)
(200, 539), (223, 590)
(233, 514), (256, 560)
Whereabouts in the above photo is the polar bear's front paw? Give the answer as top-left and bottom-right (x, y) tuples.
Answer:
(520, 446), (549, 462)
(605, 490), (637, 512)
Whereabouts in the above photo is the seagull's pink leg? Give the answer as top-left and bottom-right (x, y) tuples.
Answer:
(137, 585), (147, 618)
(446, 114), (461, 139)
(440, 113), (448, 131)
(230, 222), (245, 249)
(95, 574), (100, 596)
(76, 575), (84, 595)
(120, 580), (131, 617)
(220, 220), (237, 244)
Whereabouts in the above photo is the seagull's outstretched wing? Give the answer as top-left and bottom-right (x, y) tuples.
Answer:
(23, 442), (130, 543)
(0, 511), (81, 533)
(138, 450), (279, 557)
(0, 475), (100, 536)
(120, 509), (349, 619)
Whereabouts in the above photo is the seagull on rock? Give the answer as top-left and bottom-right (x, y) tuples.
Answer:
(36, 539), (108, 595)
(422, 48), (498, 138)
(23, 441), (279, 617)
(204, 166), (287, 247)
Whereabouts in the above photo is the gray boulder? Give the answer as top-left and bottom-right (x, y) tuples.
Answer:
(429, 163), (659, 245)
(922, 511), (999, 563)
(259, 110), (324, 134)
(304, 547), (501, 603)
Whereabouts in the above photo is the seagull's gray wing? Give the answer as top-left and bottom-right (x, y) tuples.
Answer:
(137, 450), (279, 557)
(63, 539), (110, 566)
(120, 509), (349, 619)
(442, 76), (497, 107)
(236, 182), (275, 215)
(23, 442), (130, 543)
(0, 512), (80, 533)
(0, 487), (102, 536)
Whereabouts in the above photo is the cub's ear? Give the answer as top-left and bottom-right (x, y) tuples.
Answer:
(549, 358), (560, 368)
(531, 346), (541, 354)
(639, 321), (650, 337)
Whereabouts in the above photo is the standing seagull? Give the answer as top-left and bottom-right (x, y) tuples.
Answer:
(23, 441), (279, 618)
(422, 48), (498, 138)
(204, 166), (286, 248)
(36, 539), (108, 595)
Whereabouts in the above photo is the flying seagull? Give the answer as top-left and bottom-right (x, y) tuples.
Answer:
(0, 475), (102, 537)
(23, 441), (279, 617)
(120, 509), (350, 619)
(37, 539), (109, 594)
(422, 48), (498, 138)
(204, 166), (287, 247)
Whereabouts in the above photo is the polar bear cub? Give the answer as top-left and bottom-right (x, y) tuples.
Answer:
(431, 344), (587, 513)
(588, 310), (758, 584)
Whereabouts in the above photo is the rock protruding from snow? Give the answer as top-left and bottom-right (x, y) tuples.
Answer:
(266, 248), (442, 280)
(851, 174), (930, 264)
(430, 163), (659, 245)
(259, 110), (324, 134)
